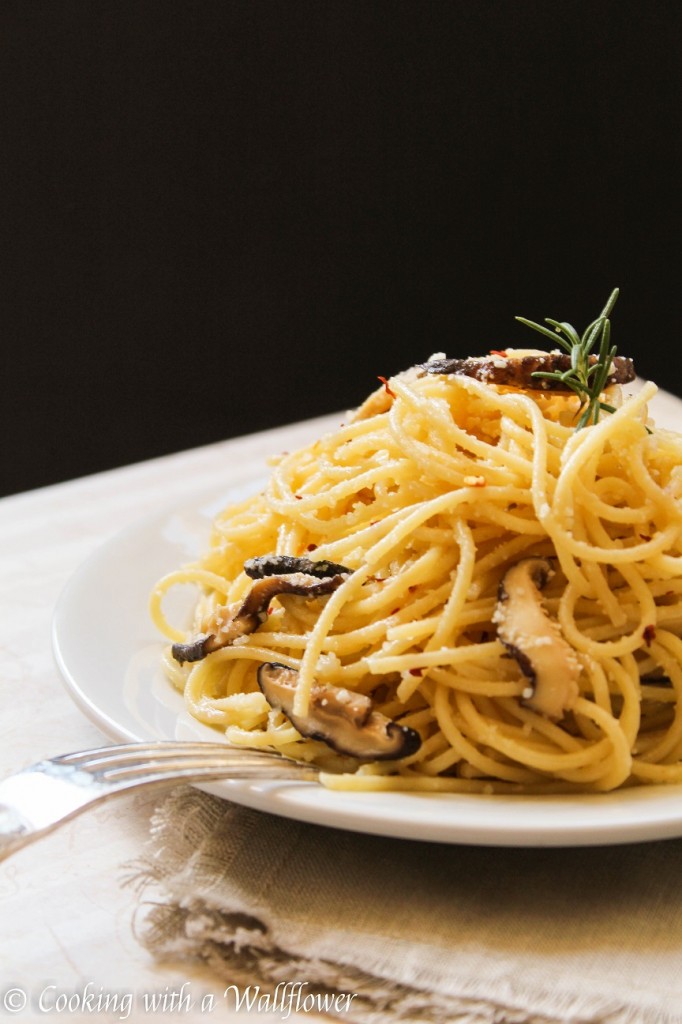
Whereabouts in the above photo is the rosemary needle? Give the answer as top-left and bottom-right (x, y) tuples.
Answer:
(515, 288), (620, 429)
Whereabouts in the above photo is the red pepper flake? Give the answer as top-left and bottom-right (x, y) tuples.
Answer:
(295, 495), (303, 500)
(267, 606), (275, 615)
(306, 543), (318, 551)
(490, 349), (508, 357)
(639, 534), (652, 541)
(409, 668), (424, 677)
(644, 625), (656, 646)
(408, 585), (419, 593)
(377, 375), (396, 398)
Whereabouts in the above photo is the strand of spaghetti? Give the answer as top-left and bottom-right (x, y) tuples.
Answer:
(348, 546), (455, 617)
(648, 552), (682, 578)
(569, 698), (633, 790)
(630, 761), (682, 783)
(463, 501), (549, 537)
(542, 392), (653, 582)
(418, 743), (463, 776)
(293, 504), (415, 560)
(366, 641), (504, 674)
(150, 569), (233, 641)
(492, 697), (590, 752)
(226, 723), (311, 753)
(321, 773), (542, 794)
(431, 684), (542, 783)
(269, 460), (410, 514)
(389, 377), (533, 479)
(262, 620), (388, 655)
(500, 391), (554, 526)
(292, 486), (507, 717)
(429, 667), (524, 697)
(193, 643), (301, 670)
(446, 373), (569, 502)
(455, 693), (594, 762)
(456, 691), (629, 786)
(375, 582), (456, 636)
(573, 475), (655, 524)
(427, 519), (476, 647)
(580, 655), (616, 715)
(550, 522), (677, 565)
(626, 431), (682, 520)
(387, 407), (506, 486)
(184, 679), (270, 728)
(438, 375), (556, 529)
(633, 632), (682, 762)
(499, 416), (563, 478)
(558, 562), (657, 657)
(572, 513), (630, 626)
(309, 486), (534, 565)
(602, 652), (641, 749)
(552, 382), (656, 511)
(396, 519), (476, 703)
(471, 535), (548, 585)
(386, 595), (497, 642)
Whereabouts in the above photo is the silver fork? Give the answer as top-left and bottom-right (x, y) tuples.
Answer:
(0, 740), (319, 863)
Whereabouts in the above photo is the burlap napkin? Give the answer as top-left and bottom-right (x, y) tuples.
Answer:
(130, 786), (682, 1023)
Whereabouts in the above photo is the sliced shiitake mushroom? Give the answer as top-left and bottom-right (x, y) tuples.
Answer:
(257, 662), (422, 761)
(420, 350), (635, 391)
(172, 571), (349, 665)
(244, 555), (352, 580)
(493, 557), (580, 719)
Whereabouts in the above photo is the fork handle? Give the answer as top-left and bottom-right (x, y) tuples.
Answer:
(0, 802), (35, 862)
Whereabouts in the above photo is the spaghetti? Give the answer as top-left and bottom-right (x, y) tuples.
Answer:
(150, 358), (682, 794)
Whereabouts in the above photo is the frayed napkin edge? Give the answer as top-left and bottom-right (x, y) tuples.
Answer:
(125, 854), (678, 1024)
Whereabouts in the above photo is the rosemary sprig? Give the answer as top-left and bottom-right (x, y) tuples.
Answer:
(515, 288), (620, 429)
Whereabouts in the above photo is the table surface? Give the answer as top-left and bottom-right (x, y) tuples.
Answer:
(0, 411), (341, 1023)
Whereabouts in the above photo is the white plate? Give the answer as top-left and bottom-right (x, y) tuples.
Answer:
(52, 391), (682, 846)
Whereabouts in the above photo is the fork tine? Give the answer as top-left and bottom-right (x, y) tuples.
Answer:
(98, 755), (316, 784)
(102, 762), (317, 785)
(54, 741), (240, 766)
(52, 741), (318, 784)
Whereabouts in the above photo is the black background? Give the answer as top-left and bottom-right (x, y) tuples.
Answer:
(2, 0), (681, 497)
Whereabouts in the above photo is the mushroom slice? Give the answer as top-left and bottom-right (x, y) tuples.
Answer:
(493, 557), (580, 719)
(171, 572), (348, 665)
(244, 555), (352, 580)
(257, 663), (422, 761)
(420, 350), (635, 391)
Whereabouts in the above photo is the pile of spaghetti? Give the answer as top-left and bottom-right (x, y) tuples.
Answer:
(151, 348), (682, 794)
